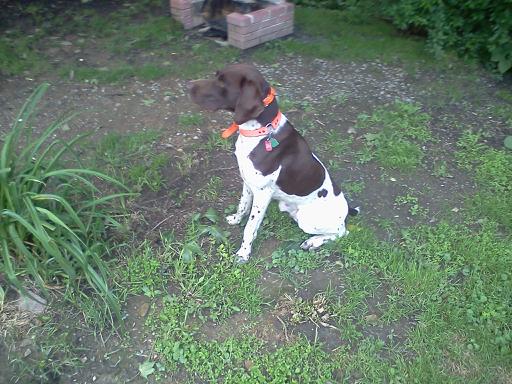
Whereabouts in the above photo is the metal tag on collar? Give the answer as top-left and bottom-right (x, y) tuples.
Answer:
(265, 131), (279, 152)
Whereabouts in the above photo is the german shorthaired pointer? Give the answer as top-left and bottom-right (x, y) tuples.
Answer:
(189, 63), (358, 263)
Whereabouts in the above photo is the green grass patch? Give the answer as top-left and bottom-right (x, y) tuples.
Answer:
(93, 130), (169, 192)
(118, 240), (165, 298)
(104, 16), (183, 54)
(355, 101), (432, 169)
(63, 63), (172, 84)
(259, 202), (305, 242)
(338, 219), (512, 357)
(267, 247), (328, 279)
(455, 130), (512, 229)
(253, 7), (451, 68)
(0, 33), (48, 76)
(178, 112), (204, 127)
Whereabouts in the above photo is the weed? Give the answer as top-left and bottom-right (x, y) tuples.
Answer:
(268, 248), (328, 276)
(496, 89), (512, 104)
(455, 130), (487, 169)
(332, 266), (379, 324)
(176, 152), (196, 176)
(432, 159), (453, 178)
(394, 192), (428, 217)
(197, 176), (223, 201)
(239, 337), (338, 383)
(119, 241), (165, 297)
(327, 91), (349, 105)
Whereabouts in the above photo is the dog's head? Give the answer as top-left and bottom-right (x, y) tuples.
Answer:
(189, 63), (269, 124)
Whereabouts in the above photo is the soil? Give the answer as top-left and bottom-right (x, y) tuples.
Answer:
(1, 3), (511, 383)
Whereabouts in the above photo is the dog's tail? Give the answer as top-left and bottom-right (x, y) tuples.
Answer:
(348, 205), (360, 216)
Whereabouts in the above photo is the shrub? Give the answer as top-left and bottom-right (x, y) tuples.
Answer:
(0, 83), (129, 322)
(380, 0), (512, 73)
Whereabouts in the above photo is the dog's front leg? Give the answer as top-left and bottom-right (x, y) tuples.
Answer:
(235, 189), (272, 263)
(226, 182), (253, 225)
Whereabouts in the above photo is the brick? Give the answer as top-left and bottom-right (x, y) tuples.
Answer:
(249, 8), (271, 23)
(269, 4), (288, 17)
(283, 2), (294, 13)
(170, 0), (191, 10)
(227, 13), (252, 27)
(228, 35), (260, 49)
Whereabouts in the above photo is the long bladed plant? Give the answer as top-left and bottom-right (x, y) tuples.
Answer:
(0, 83), (131, 324)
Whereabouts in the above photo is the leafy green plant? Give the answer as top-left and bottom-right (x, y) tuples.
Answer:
(0, 83), (129, 321)
(120, 241), (165, 297)
(268, 248), (327, 276)
(395, 191), (427, 217)
(380, 0), (512, 73)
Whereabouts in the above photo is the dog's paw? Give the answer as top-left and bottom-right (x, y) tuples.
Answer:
(300, 235), (335, 251)
(226, 214), (242, 225)
(234, 248), (250, 264)
(300, 239), (318, 251)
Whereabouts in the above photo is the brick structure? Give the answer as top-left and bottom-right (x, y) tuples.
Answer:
(170, 0), (204, 29)
(227, 2), (294, 49)
(169, 1), (294, 49)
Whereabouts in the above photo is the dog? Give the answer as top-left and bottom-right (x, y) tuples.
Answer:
(189, 63), (359, 263)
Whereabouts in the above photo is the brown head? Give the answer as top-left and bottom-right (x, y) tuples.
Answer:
(188, 63), (269, 125)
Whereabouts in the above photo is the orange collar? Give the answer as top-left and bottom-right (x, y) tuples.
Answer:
(222, 87), (276, 139)
(239, 111), (282, 137)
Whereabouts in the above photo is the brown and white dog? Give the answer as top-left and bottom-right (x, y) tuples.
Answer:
(189, 63), (358, 262)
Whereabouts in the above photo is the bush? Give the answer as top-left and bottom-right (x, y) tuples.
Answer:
(380, 0), (512, 73)
(0, 83), (129, 322)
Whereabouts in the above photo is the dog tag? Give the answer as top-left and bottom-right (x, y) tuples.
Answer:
(264, 139), (273, 152)
(270, 137), (279, 148)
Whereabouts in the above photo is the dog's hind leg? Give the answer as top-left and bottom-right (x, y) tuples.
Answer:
(300, 223), (349, 250)
(300, 234), (338, 250)
(226, 182), (253, 225)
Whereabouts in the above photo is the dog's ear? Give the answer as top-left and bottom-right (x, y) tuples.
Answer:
(234, 78), (264, 125)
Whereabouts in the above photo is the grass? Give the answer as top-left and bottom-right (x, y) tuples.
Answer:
(355, 101), (432, 169)
(455, 129), (512, 230)
(0, 83), (129, 324)
(94, 130), (168, 192)
(253, 8), (455, 69)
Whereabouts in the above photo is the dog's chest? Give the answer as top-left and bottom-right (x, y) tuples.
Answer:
(234, 135), (280, 189)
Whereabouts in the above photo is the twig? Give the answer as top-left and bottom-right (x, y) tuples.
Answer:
(150, 216), (173, 232)
(276, 315), (289, 342)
